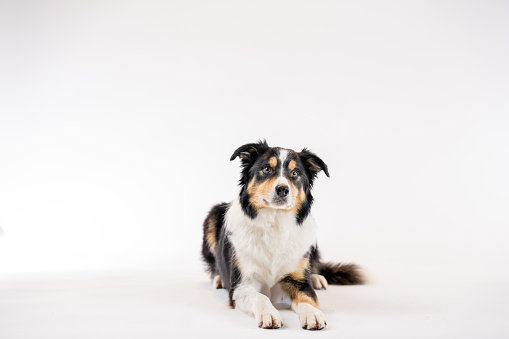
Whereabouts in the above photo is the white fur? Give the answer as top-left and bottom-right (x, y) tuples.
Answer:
(278, 149), (289, 168)
(264, 148), (294, 210)
(226, 197), (317, 288)
(267, 175), (293, 210)
(213, 275), (223, 289)
(311, 274), (328, 290)
(293, 302), (327, 330)
(233, 282), (283, 328)
(226, 197), (319, 327)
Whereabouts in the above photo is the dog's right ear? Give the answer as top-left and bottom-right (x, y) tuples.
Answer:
(230, 140), (270, 163)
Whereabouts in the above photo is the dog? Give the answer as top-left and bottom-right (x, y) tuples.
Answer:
(201, 140), (363, 330)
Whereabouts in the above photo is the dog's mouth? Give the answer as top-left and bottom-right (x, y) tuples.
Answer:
(269, 197), (293, 209)
(272, 197), (287, 205)
(261, 197), (293, 210)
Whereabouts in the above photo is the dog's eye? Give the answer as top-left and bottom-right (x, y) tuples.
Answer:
(263, 165), (272, 174)
(291, 170), (299, 178)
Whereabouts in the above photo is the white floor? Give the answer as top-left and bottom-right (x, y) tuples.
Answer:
(1, 270), (508, 339)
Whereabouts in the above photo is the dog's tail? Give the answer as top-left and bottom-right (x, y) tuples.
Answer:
(318, 262), (365, 285)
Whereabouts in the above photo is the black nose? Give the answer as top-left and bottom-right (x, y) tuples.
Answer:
(275, 185), (289, 197)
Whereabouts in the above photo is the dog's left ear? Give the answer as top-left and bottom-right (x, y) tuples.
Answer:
(230, 140), (270, 163)
(298, 148), (330, 178)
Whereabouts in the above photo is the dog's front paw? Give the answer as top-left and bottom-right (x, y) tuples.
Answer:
(296, 303), (327, 330)
(255, 307), (283, 329)
(311, 274), (328, 290)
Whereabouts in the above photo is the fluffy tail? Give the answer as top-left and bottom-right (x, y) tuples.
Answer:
(319, 262), (365, 285)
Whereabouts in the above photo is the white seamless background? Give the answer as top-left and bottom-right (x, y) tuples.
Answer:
(1, 0), (508, 287)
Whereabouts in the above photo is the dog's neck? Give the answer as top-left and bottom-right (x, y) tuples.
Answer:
(229, 197), (304, 230)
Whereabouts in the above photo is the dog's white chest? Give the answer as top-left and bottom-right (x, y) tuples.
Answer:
(226, 198), (318, 287)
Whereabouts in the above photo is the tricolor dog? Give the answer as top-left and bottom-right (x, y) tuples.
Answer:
(201, 140), (363, 330)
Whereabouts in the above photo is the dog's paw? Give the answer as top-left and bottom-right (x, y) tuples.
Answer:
(255, 308), (283, 329)
(213, 275), (223, 289)
(296, 303), (327, 330)
(311, 274), (328, 290)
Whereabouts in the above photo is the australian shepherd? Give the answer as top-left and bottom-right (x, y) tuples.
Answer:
(201, 140), (363, 330)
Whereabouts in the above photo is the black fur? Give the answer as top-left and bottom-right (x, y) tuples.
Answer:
(308, 245), (322, 275)
(298, 148), (330, 183)
(201, 202), (243, 305)
(201, 202), (229, 279)
(229, 140), (329, 225)
(295, 148), (329, 224)
(231, 140), (270, 219)
(280, 274), (318, 304)
(216, 227), (243, 308)
(201, 141), (364, 319)
(318, 262), (365, 285)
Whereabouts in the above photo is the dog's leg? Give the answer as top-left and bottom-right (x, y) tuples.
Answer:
(292, 298), (327, 330)
(213, 275), (223, 289)
(307, 246), (328, 290)
(232, 282), (283, 329)
(280, 276), (327, 330)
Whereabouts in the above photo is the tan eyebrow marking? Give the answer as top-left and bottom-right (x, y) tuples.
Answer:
(288, 160), (297, 171)
(268, 156), (277, 168)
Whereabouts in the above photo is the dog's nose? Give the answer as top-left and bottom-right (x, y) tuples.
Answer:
(275, 185), (289, 197)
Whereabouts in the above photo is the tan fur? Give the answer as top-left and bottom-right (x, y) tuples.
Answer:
(294, 293), (319, 308)
(307, 158), (322, 172)
(205, 219), (217, 252)
(247, 177), (277, 210)
(289, 257), (310, 281)
(288, 160), (297, 170)
(286, 183), (306, 213)
(269, 156), (277, 168)
(282, 257), (319, 308)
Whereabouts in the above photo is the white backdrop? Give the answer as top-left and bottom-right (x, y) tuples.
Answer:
(1, 0), (508, 286)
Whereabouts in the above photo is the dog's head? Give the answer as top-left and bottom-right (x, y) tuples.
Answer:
(230, 140), (329, 224)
